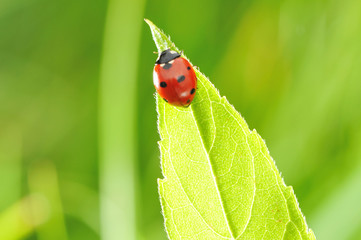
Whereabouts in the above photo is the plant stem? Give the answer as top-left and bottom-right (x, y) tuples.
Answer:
(99, 0), (145, 239)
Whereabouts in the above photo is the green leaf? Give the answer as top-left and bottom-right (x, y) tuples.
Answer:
(145, 19), (316, 240)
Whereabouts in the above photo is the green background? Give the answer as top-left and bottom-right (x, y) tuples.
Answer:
(1, 0), (361, 239)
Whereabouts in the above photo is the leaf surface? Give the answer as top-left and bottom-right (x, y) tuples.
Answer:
(145, 19), (316, 240)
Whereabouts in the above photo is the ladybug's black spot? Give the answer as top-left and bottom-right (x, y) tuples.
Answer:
(187, 66), (191, 70)
(187, 99), (190, 103)
(160, 82), (167, 88)
(177, 75), (185, 83)
(163, 98), (168, 102)
(163, 63), (172, 69)
(190, 88), (195, 94)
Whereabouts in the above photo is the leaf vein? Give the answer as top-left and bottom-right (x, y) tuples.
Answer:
(163, 103), (230, 239)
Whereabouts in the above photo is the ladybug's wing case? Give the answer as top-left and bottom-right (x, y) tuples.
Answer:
(153, 57), (197, 107)
(153, 64), (179, 104)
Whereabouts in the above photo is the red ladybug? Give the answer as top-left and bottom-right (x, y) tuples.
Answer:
(153, 49), (197, 107)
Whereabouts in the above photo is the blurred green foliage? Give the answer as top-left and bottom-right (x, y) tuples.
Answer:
(1, 0), (361, 239)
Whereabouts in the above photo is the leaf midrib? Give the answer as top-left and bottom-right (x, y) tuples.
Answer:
(162, 102), (229, 239)
(218, 102), (256, 239)
(190, 78), (236, 239)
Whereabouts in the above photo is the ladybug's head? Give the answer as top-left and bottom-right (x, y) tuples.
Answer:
(156, 49), (181, 64)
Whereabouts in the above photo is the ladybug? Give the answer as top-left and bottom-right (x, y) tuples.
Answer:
(153, 49), (197, 107)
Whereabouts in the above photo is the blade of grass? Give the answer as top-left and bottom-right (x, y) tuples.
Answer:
(0, 194), (49, 240)
(28, 161), (68, 240)
(0, 125), (21, 211)
(60, 180), (100, 235)
(99, 0), (145, 239)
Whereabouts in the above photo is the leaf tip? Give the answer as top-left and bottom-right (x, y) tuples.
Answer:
(144, 18), (153, 28)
